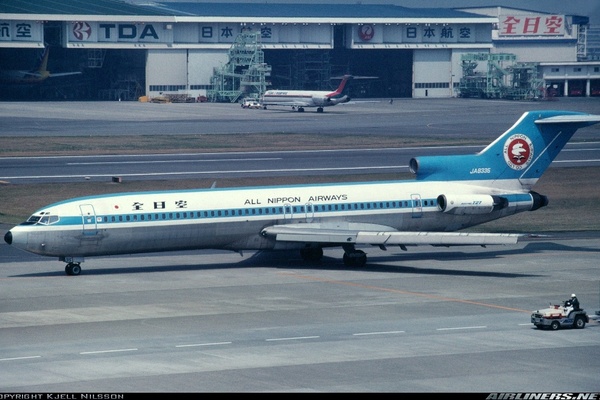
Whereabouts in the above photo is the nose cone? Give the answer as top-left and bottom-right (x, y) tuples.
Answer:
(4, 230), (12, 245)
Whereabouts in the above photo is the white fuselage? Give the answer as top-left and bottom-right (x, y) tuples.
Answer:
(7, 179), (532, 259)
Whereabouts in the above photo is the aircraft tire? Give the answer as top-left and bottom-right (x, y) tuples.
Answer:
(343, 250), (367, 267)
(65, 263), (81, 276)
(300, 247), (323, 262)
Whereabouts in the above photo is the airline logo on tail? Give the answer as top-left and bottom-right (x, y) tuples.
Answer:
(504, 134), (533, 170)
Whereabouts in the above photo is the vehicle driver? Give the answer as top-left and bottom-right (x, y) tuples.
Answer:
(564, 294), (580, 311)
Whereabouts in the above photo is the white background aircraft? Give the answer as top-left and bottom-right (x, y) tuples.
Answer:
(4, 110), (600, 275)
(261, 75), (353, 113)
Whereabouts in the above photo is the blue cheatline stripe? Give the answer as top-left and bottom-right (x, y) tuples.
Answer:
(47, 197), (439, 228)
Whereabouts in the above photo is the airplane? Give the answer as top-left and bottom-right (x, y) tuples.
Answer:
(261, 75), (353, 113)
(0, 46), (81, 84)
(4, 110), (600, 275)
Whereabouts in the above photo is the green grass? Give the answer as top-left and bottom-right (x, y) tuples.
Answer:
(0, 133), (483, 157)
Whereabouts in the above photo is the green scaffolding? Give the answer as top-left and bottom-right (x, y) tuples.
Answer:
(207, 32), (272, 103)
(458, 53), (543, 100)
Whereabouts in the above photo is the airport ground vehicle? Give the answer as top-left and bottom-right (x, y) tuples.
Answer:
(241, 99), (262, 109)
(531, 303), (589, 330)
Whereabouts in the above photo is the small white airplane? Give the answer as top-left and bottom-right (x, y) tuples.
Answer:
(0, 47), (81, 84)
(261, 75), (353, 113)
(4, 110), (600, 275)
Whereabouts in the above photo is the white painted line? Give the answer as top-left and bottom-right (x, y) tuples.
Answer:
(436, 326), (487, 331)
(0, 165), (408, 180)
(175, 341), (232, 348)
(80, 348), (138, 355)
(265, 336), (320, 342)
(67, 158), (281, 165)
(353, 330), (406, 336)
(0, 355), (42, 361)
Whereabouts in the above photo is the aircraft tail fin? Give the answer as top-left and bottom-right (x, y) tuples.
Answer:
(327, 75), (353, 98)
(409, 110), (600, 188)
(36, 47), (50, 74)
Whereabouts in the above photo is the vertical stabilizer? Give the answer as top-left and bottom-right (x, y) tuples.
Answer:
(35, 47), (50, 74)
(409, 111), (600, 189)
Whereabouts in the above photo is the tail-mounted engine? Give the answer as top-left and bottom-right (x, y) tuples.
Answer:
(437, 191), (548, 215)
(437, 194), (508, 215)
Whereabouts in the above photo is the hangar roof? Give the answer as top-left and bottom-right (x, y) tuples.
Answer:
(0, 0), (174, 16)
(152, 2), (484, 19)
(0, 0), (490, 20)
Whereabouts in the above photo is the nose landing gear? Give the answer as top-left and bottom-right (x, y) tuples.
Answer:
(60, 257), (84, 276)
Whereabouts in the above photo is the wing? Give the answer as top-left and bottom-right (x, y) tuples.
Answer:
(261, 223), (520, 247)
(49, 72), (82, 77)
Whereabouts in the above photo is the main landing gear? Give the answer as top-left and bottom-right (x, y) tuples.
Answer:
(299, 245), (367, 267)
(65, 262), (82, 276)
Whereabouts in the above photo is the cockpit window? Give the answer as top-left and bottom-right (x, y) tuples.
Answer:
(39, 215), (60, 225)
(20, 215), (41, 225)
(21, 214), (59, 226)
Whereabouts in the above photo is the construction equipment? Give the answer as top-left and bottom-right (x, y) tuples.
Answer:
(207, 32), (272, 103)
(458, 53), (544, 100)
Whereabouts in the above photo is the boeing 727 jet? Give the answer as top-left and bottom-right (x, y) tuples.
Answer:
(4, 110), (600, 275)
(261, 75), (353, 112)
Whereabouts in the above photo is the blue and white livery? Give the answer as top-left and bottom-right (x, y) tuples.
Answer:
(4, 110), (600, 275)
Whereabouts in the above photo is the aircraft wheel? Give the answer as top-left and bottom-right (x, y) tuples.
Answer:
(300, 247), (323, 262)
(550, 320), (560, 331)
(65, 263), (82, 276)
(343, 250), (367, 267)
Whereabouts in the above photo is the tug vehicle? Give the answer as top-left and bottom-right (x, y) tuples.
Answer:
(531, 303), (589, 330)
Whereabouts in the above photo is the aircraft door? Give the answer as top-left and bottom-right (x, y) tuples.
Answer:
(283, 203), (293, 220)
(411, 194), (423, 218)
(305, 202), (314, 222)
(79, 204), (98, 235)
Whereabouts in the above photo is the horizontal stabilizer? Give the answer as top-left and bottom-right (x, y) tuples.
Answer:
(535, 114), (600, 124)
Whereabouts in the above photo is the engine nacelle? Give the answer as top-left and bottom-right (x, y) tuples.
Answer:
(312, 96), (327, 106)
(437, 194), (508, 215)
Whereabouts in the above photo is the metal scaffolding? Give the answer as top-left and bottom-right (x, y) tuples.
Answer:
(458, 53), (543, 100)
(207, 32), (272, 103)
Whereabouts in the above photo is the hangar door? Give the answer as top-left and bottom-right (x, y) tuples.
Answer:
(413, 50), (452, 98)
(146, 50), (188, 96)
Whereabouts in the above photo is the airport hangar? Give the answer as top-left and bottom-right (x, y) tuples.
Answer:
(0, 0), (598, 101)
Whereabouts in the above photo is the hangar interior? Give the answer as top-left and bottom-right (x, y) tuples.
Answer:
(1, 0), (599, 101)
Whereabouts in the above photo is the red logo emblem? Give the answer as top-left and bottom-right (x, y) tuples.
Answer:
(73, 22), (92, 41)
(358, 25), (374, 41)
(503, 134), (533, 170)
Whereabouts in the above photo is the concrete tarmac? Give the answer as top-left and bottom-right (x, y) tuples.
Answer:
(1, 98), (599, 393)
(0, 233), (599, 392)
